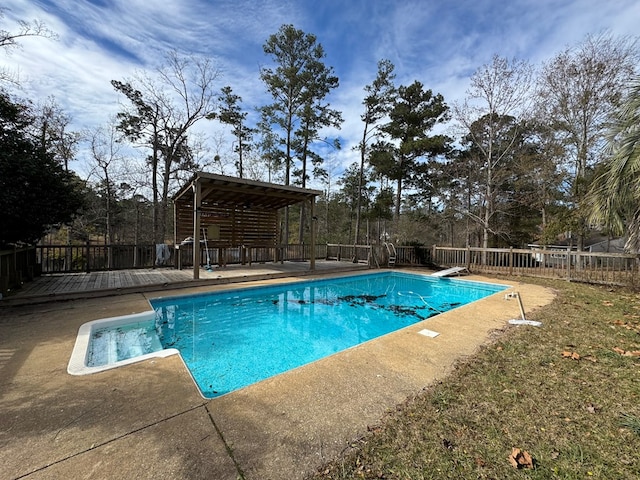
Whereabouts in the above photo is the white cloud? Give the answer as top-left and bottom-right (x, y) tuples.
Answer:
(2, 0), (638, 183)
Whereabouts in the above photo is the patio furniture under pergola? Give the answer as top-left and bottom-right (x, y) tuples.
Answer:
(173, 172), (322, 279)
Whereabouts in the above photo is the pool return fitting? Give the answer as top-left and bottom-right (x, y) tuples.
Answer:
(505, 291), (542, 327)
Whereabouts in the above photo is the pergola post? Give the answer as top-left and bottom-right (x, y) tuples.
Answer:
(192, 179), (201, 280)
(310, 197), (316, 271)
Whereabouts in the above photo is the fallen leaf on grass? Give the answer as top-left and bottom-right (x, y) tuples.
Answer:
(508, 448), (534, 469)
(614, 319), (640, 332)
(602, 301), (614, 306)
(586, 403), (598, 414)
(561, 351), (580, 360)
(613, 347), (640, 356)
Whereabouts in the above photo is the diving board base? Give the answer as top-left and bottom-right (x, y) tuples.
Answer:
(430, 266), (469, 277)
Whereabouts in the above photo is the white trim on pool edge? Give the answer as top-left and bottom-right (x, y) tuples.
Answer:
(67, 311), (179, 375)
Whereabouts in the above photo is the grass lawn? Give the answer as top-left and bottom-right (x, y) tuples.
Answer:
(309, 277), (640, 479)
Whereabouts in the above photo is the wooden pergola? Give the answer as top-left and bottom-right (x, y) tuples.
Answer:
(173, 172), (322, 279)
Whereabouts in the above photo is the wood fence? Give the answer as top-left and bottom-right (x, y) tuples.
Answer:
(176, 243), (328, 268)
(432, 245), (640, 287)
(4, 242), (637, 295)
(325, 244), (433, 268)
(36, 243), (157, 273)
(0, 246), (39, 296)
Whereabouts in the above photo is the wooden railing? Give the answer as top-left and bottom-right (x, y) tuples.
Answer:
(326, 244), (372, 264)
(325, 244), (432, 268)
(433, 245), (640, 287)
(5, 242), (636, 292)
(395, 245), (432, 266)
(35, 243), (158, 273)
(0, 246), (39, 295)
(174, 243), (328, 268)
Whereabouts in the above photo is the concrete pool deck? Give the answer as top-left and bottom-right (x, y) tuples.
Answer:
(0, 269), (556, 479)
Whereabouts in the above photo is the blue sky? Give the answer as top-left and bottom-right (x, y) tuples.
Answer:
(2, 0), (639, 184)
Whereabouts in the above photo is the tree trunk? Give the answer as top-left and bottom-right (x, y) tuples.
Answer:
(283, 114), (293, 245)
(151, 145), (159, 245)
(298, 136), (309, 243)
(354, 129), (368, 245)
(159, 156), (172, 245)
(395, 176), (402, 223)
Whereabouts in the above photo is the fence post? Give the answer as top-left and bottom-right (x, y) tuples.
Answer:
(509, 247), (513, 276)
(466, 246), (471, 271)
(85, 240), (91, 273)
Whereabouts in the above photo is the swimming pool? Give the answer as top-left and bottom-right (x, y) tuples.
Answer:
(68, 272), (507, 397)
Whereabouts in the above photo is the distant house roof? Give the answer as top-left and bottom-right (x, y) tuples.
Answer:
(528, 236), (628, 252)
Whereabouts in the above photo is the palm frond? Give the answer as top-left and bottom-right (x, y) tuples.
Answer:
(588, 76), (640, 245)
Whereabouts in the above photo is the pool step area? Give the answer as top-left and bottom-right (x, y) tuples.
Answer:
(88, 324), (162, 367)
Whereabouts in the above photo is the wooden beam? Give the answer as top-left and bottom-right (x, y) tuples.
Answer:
(193, 179), (201, 280)
(310, 197), (316, 271)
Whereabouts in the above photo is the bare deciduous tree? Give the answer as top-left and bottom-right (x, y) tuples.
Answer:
(0, 8), (57, 84)
(453, 55), (534, 250)
(112, 50), (220, 243)
(86, 121), (126, 248)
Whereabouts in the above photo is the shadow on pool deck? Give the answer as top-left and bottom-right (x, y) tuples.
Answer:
(0, 269), (555, 480)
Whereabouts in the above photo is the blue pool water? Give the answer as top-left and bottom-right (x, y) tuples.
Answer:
(88, 272), (506, 397)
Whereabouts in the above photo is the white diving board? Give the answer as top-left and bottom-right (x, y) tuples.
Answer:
(430, 266), (469, 277)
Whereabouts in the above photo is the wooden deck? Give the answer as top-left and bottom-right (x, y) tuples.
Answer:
(2, 261), (370, 306)
(16, 269), (193, 296)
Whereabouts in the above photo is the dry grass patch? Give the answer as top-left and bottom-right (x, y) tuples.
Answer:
(310, 279), (640, 479)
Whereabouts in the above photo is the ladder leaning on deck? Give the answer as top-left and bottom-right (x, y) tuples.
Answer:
(384, 242), (397, 267)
